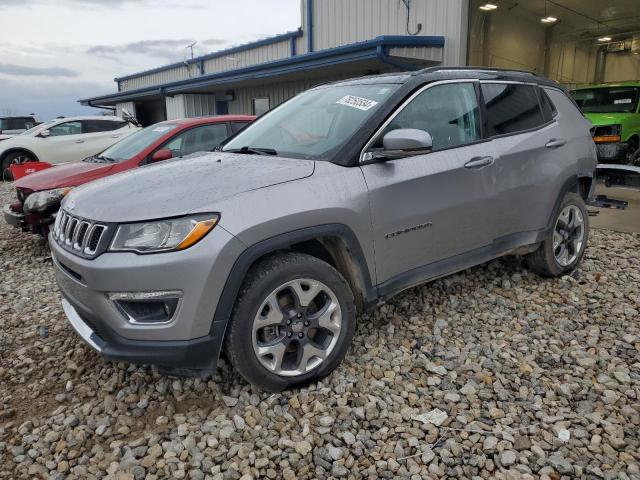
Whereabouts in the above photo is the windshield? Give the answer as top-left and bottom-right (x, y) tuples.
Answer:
(223, 84), (398, 159)
(94, 123), (179, 162)
(572, 87), (640, 113)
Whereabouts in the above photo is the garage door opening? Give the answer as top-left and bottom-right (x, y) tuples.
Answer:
(468, 0), (640, 87)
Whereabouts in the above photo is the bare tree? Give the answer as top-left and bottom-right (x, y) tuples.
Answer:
(0, 107), (19, 116)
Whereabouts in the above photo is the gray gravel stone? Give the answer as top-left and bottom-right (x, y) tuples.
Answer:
(0, 182), (638, 479)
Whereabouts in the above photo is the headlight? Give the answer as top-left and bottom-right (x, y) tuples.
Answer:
(592, 124), (622, 143)
(109, 214), (219, 253)
(23, 188), (72, 213)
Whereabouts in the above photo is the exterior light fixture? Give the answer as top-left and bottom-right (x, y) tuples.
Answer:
(598, 36), (612, 42)
(479, 3), (498, 11)
(541, 16), (557, 23)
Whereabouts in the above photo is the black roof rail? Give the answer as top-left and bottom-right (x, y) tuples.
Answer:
(415, 65), (543, 78)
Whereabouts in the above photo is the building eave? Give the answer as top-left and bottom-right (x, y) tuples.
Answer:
(81, 35), (445, 107)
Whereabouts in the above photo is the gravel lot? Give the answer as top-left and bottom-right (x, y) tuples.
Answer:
(1, 181), (639, 480)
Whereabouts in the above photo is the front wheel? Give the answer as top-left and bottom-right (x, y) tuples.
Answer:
(224, 252), (356, 391)
(625, 137), (639, 166)
(526, 192), (589, 277)
(1, 151), (36, 181)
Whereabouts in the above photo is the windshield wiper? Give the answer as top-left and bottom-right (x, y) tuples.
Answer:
(225, 146), (278, 156)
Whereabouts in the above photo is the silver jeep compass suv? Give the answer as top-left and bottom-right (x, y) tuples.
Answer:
(50, 68), (597, 391)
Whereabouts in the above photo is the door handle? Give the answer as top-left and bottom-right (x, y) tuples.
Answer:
(545, 138), (566, 149)
(74, 140), (84, 144)
(464, 156), (494, 169)
(111, 134), (120, 138)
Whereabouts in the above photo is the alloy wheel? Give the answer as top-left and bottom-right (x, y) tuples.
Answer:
(251, 278), (342, 377)
(553, 205), (585, 267)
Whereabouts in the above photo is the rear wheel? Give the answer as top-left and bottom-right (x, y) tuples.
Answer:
(526, 192), (588, 277)
(1, 151), (36, 181)
(224, 252), (356, 391)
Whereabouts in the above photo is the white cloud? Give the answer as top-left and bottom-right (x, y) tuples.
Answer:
(0, 0), (300, 119)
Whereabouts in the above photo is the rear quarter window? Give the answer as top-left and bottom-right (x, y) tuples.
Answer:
(539, 88), (557, 122)
(482, 83), (545, 136)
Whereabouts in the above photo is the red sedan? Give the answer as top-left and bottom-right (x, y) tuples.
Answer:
(3, 115), (254, 235)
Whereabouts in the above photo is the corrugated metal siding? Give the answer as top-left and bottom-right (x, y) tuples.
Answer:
(184, 94), (217, 117)
(202, 40), (291, 74)
(115, 102), (136, 118)
(165, 94), (218, 119)
(120, 65), (193, 91)
(165, 95), (185, 120)
(389, 45), (443, 62)
(228, 74), (350, 115)
(311, 0), (466, 64)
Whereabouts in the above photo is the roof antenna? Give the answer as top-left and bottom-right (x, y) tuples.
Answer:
(184, 41), (198, 77)
(186, 41), (197, 61)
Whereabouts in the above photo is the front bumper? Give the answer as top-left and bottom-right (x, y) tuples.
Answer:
(3, 203), (25, 228)
(50, 224), (245, 369)
(596, 142), (628, 162)
(3, 202), (56, 234)
(61, 297), (221, 370)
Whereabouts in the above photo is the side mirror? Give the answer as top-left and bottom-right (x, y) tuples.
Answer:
(362, 128), (433, 163)
(39, 130), (51, 138)
(151, 149), (173, 162)
(382, 128), (432, 152)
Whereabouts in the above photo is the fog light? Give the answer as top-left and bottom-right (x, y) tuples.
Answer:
(108, 291), (182, 324)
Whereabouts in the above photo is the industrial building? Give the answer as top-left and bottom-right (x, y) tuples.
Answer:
(80, 0), (640, 125)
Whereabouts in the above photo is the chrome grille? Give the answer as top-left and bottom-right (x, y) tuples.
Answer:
(54, 210), (107, 256)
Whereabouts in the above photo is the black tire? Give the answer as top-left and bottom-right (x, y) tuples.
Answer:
(526, 192), (589, 277)
(224, 252), (356, 391)
(625, 136), (639, 166)
(1, 151), (35, 181)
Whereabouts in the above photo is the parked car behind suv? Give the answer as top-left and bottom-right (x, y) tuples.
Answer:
(0, 116), (139, 180)
(571, 82), (640, 165)
(3, 115), (254, 235)
(50, 68), (597, 391)
(0, 115), (39, 140)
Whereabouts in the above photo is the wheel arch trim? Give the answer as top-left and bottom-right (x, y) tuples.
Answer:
(209, 224), (377, 339)
(1, 147), (40, 163)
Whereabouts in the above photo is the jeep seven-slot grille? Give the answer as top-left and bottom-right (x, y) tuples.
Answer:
(54, 210), (107, 257)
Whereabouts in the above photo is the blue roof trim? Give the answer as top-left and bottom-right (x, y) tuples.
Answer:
(84, 35), (444, 105)
(114, 29), (304, 82)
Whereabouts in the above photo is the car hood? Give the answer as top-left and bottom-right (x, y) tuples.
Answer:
(14, 161), (116, 191)
(63, 152), (315, 222)
(585, 112), (635, 127)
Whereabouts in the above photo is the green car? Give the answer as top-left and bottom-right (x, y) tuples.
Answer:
(571, 82), (640, 165)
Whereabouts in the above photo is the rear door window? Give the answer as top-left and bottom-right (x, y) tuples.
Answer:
(230, 121), (250, 133)
(163, 124), (229, 157)
(481, 83), (545, 136)
(83, 120), (125, 133)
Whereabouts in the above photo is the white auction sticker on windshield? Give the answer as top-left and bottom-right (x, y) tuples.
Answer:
(336, 95), (379, 111)
(614, 98), (632, 104)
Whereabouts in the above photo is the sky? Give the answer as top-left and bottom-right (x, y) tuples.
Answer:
(0, 0), (300, 120)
